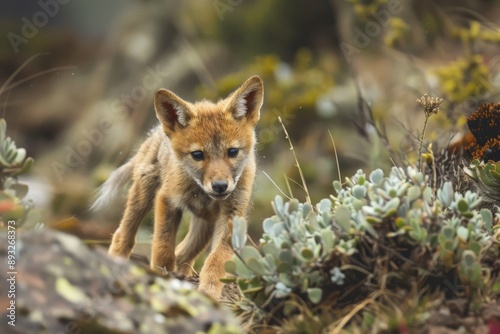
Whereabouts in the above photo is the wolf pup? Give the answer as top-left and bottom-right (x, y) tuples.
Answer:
(93, 76), (264, 299)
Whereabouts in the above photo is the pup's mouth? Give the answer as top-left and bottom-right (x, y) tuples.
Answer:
(208, 192), (231, 200)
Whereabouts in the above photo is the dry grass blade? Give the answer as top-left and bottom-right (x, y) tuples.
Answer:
(262, 170), (293, 201)
(279, 116), (312, 205)
(286, 176), (307, 192)
(284, 173), (294, 198)
(246, 234), (259, 248)
(328, 290), (383, 334)
(328, 129), (342, 183)
(0, 53), (77, 96)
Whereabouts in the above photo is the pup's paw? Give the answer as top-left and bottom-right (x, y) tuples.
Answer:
(198, 281), (223, 300)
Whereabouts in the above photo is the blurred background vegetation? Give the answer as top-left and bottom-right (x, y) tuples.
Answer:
(1, 0), (500, 262)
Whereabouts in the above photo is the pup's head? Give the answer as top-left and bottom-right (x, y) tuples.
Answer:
(154, 76), (264, 200)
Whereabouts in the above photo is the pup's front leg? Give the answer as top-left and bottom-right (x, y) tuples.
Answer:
(150, 193), (183, 273)
(198, 217), (234, 299)
(109, 182), (155, 258)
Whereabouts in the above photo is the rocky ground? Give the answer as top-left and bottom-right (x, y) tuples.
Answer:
(0, 229), (241, 334)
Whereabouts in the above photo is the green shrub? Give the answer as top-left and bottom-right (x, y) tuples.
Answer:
(227, 166), (498, 331)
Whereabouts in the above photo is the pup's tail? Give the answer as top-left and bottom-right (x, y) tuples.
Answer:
(90, 161), (133, 211)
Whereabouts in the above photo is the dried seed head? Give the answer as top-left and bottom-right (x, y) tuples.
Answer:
(416, 94), (443, 117)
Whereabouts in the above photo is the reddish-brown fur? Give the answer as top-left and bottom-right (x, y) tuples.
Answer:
(97, 76), (264, 299)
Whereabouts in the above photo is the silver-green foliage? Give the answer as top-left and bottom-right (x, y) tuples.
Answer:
(0, 119), (33, 173)
(464, 159), (500, 202)
(0, 119), (34, 222)
(227, 166), (497, 318)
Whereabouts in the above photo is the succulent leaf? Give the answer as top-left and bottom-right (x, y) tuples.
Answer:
(231, 217), (248, 252)
(307, 288), (322, 304)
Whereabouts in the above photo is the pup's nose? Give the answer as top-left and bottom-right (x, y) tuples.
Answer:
(212, 180), (228, 194)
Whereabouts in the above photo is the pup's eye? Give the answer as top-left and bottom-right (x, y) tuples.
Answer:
(228, 148), (239, 158)
(190, 151), (204, 161)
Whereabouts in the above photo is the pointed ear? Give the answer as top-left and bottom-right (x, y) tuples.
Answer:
(227, 76), (264, 124)
(154, 89), (192, 133)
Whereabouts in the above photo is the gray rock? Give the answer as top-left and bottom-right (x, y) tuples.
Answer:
(0, 229), (241, 334)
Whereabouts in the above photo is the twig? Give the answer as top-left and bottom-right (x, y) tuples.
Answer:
(417, 116), (429, 171)
(416, 94), (443, 171)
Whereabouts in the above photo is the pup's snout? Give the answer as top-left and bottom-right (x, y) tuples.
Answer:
(211, 180), (228, 194)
